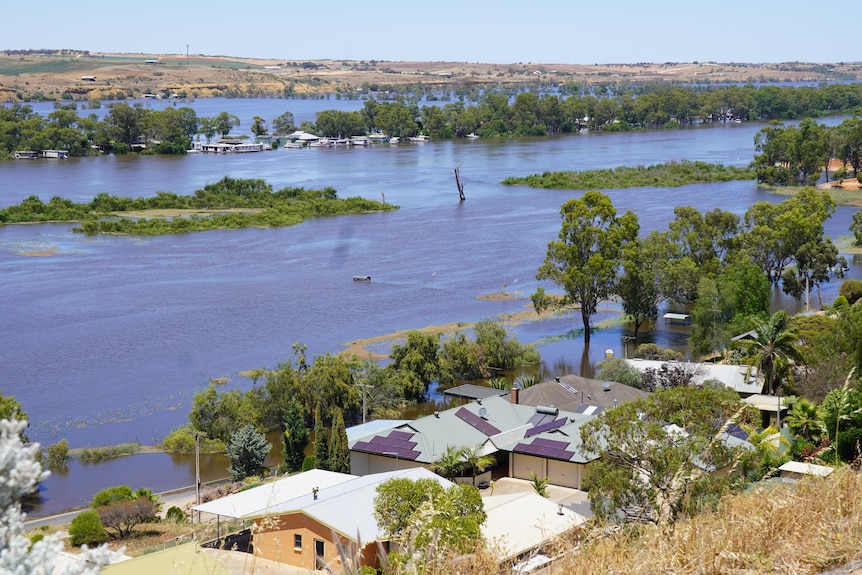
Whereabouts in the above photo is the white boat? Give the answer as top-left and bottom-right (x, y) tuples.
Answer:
(283, 142), (303, 149)
(13, 151), (38, 160)
(389, 137), (400, 144)
(408, 135), (430, 143)
(350, 136), (370, 146)
(369, 133), (389, 143)
(465, 133), (480, 139)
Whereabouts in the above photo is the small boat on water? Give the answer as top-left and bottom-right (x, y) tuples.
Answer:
(353, 275), (371, 282)
(465, 133), (480, 139)
(350, 136), (370, 146)
(13, 151), (38, 160)
(389, 137), (400, 144)
(408, 135), (430, 143)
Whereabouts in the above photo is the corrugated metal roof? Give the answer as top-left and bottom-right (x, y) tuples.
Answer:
(191, 469), (356, 519)
(254, 467), (453, 542)
(482, 492), (586, 561)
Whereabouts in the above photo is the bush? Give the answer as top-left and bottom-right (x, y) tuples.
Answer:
(833, 295), (849, 310)
(91, 485), (133, 508)
(46, 439), (69, 468)
(301, 455), (318, 472)
(595, 358), (643, 388)
(839, 279), (862, 304)
(633, 343), (682, 361)
(70, 510), (109, 546)
(161, 425), (224, 455)
(98, 497), (159, 539)
(165, 506), (187, 524)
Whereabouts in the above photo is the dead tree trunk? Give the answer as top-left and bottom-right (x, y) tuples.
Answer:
(454, 164), (466, 201)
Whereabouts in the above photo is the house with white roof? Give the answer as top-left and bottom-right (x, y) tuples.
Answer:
(192, 466), (587, 572)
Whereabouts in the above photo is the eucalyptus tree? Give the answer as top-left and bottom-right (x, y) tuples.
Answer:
(581, 386), (746, 526)
(535, 191), (638, 343)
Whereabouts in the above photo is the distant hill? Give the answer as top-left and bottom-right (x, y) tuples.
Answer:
(2, 50), (861, 103)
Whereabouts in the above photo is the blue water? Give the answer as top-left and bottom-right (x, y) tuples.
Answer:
(1, 101), (858, 515)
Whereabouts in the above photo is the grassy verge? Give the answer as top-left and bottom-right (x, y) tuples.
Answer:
(501, 160), (756, 189)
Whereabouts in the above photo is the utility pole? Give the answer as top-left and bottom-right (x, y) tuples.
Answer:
(186, 44), (189, 67)
(357, 384), (373, 423)
(194, 431), (201, 523)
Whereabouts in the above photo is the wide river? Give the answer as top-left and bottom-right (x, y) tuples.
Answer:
(1, 98), (858, 515)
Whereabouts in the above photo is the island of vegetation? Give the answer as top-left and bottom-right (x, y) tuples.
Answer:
(0, 176), (396, 235)
(501, 160), (756, 189)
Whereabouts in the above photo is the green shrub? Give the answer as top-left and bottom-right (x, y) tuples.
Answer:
(839, 279), (862, 304)
(28, 532), (44, 551)
(301, 456), (317, 472)
(833, 295), (849, 310)
(70, 510), (109, 546)
(596, 358), (643, 388)
(162, 425), (224, 454)
(46, 439), (69, 468)
(91, 485), (133, 508)
(165, 506), (186, 524)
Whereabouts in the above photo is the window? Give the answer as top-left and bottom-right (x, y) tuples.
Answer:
(294, 534), (302, 550)
(315, 539), (325, 557)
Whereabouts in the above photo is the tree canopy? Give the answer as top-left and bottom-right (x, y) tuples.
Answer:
(581, 386), (748, 526)
(535, 191), (639, 343)
(374, 478), (485, 554)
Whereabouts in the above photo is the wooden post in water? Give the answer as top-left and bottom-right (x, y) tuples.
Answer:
(454, 163), (466, 201)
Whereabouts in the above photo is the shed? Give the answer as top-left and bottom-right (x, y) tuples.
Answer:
(778, 461), (834, 482)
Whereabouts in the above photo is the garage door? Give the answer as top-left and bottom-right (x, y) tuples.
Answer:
(547, 459), (580, 489)
(512, 454), (546, 480)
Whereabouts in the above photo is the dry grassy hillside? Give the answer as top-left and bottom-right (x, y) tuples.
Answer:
(546, 468), (862, 575)
(2, 50), (862, 102)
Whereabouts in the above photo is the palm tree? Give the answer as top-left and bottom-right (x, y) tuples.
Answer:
(732, 310), (803, 395)
(432, 445), (464, 480)
(460, 445), (495, 486)
(787, 398), (825, 443)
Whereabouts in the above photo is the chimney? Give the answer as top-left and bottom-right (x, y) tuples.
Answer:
(510, 387), (519, 405)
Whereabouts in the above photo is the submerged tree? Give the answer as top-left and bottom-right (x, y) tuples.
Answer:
(535, 191), (638, 343)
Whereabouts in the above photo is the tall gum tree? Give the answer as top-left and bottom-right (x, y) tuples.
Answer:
(535, 191), (638, 343)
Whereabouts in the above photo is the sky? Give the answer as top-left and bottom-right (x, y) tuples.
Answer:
(6, 0), (859, 65)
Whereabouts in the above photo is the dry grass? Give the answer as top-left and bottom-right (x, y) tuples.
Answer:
(552, 468), (862, 575)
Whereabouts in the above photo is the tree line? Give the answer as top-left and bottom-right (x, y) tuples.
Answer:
(533, 187), (844, 351)
(752, 116), (862, 185)
(4, 82), (862, 158)
(164, 320), (539, 458)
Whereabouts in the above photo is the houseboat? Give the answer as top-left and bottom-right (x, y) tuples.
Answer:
(41, 150), (70, 159)
(408, 135), (430, 143)
(13, 151), (38, 160)
(350, 136), (370, 146)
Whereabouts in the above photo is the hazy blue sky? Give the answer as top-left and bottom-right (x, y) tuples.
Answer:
(6, 0), (858, 64)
